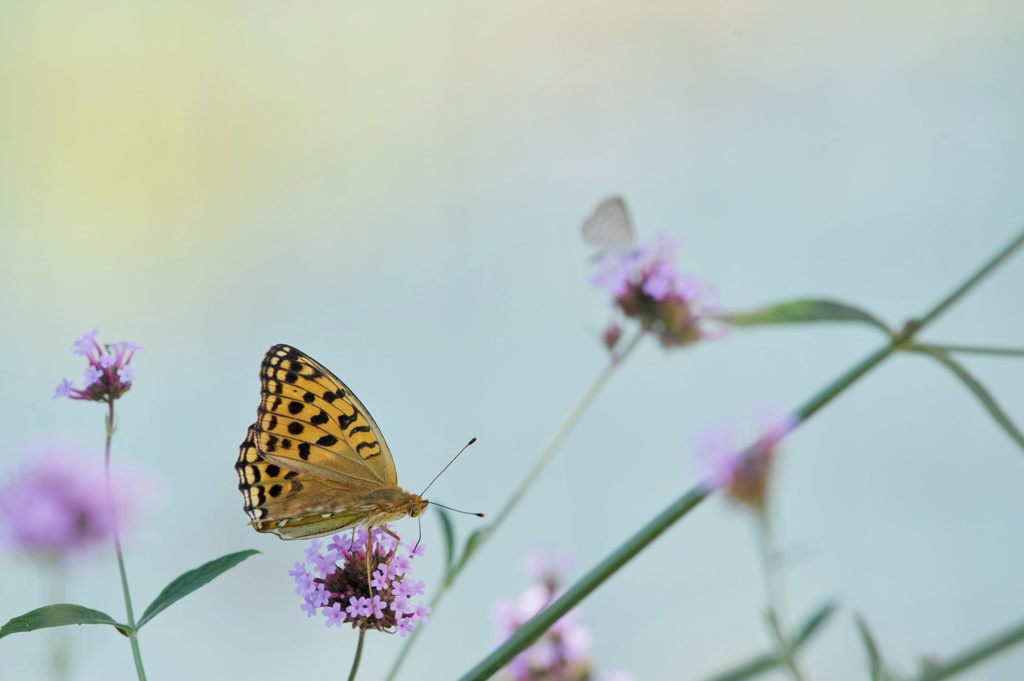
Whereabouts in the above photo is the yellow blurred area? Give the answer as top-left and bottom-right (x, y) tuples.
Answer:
(0, 2), (726, 241)
(0, 3), (482, 239)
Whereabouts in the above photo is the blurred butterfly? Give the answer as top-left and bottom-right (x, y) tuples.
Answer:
(235, 344), (431, 540)
(581, 195), (636, 254)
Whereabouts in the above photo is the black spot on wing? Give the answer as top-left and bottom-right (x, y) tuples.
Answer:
(355, 442), (380, 457)
(338, 410), (359, 430)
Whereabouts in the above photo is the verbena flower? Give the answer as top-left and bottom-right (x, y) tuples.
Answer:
(291, 526), (429, 635)
(54, 329), (141, 402)
(592, 234), (721, 348)
(0, 441), (148, 558)
(695, 411), (798, 509)
(494, 551), (630, 681)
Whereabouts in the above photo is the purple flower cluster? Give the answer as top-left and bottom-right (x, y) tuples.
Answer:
(493, 552), (632, 681)
(695, 411), (798, 508)
(290, 526), (430, 636)
(0, 441), (146, 558)
(592, 234), (721, 348)
(54, 329), (140, 402)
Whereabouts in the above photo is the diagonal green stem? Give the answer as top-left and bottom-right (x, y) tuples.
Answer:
(456, 228), (1024, 681)
(383, 330), (645, 681)
(756, 509), (805, 681)
(914, 616), (1024, 681)
(485, 329), (646, 537)
(346, 629), (366, 681)
(105, 399), (147, 681)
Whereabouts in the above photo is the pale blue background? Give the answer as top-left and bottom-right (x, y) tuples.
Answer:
(1, 2), (1023, 680)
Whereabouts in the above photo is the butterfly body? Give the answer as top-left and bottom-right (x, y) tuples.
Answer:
(236, 344), (427, 540)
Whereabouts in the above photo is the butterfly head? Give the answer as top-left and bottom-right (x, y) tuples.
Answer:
(407, 494), (430, 518)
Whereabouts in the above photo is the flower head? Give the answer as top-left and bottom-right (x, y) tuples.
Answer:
(592, 234), (721, 348)
(695, 411), (798, 509)
(55, 330), (141, 402)
(494, 550), (628, 681)
(0, 440), (149, 558)
(523, 548), (574, 592)
(290, 526), (429, 635)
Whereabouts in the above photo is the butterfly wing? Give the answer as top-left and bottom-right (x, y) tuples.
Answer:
(254, 344), (398, 487)
(236, 424), (383, 539)
(581, 196), (635, 250)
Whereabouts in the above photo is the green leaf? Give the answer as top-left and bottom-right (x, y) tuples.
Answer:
(447, 525), (491, 587)
(435, 507), (457, 579)
(921, 344), (1024, 358)
(705, 652), (779, 681)
(793, 600), (838, 646)
(705, 653), (778, 681)
(0, 604), (132, 639)
(914, 616), (1024, 681)
(722, 299), (891, 335)
(704, 600), (837, 681)
(855, 614), (884, 681)
(912, 347), (1024, 452)
(136, 549), (259, 629)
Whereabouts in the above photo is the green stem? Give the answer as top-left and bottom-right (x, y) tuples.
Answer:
(908, 343), (1024, 358)
(105, 399), (147, 681)
(487, 328), (645, 539)
(456, 228), (1024, 681)
(756, 509), (805, 681)
(915, 617), (1024, 681)
(383, 330), (645, 681)
(346, 629), (366, 681)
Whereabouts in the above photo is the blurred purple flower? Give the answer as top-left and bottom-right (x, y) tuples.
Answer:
(591, 234), (721, 348)
(494, 550), (629, 681)
(55, 329), (141, 402)
(290, 526), (429, 635)
(695, 411), (798, 508)
(524, 548), (575, 586)
(0, 440), (150, 558)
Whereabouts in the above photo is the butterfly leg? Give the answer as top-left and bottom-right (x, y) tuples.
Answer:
(380, 525), (402, 569)
(365, 527), (375, 597)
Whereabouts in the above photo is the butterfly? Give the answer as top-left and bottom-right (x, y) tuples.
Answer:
(235, 344), (429, 540)
(581, 195), (636, 254)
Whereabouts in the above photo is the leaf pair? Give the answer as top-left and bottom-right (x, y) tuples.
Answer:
(728, 298), (1024, 454)
(705, 600), (837, 681)
(0, 550), (257, 640)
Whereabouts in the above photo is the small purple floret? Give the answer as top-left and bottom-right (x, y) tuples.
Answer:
(289, 525), (429, 635)
(56, 330), (140, 402)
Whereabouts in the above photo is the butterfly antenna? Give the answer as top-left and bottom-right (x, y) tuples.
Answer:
(420, 437), (477, 497)
(429, 501), (484, 518)
(413, 515), (423, 554)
